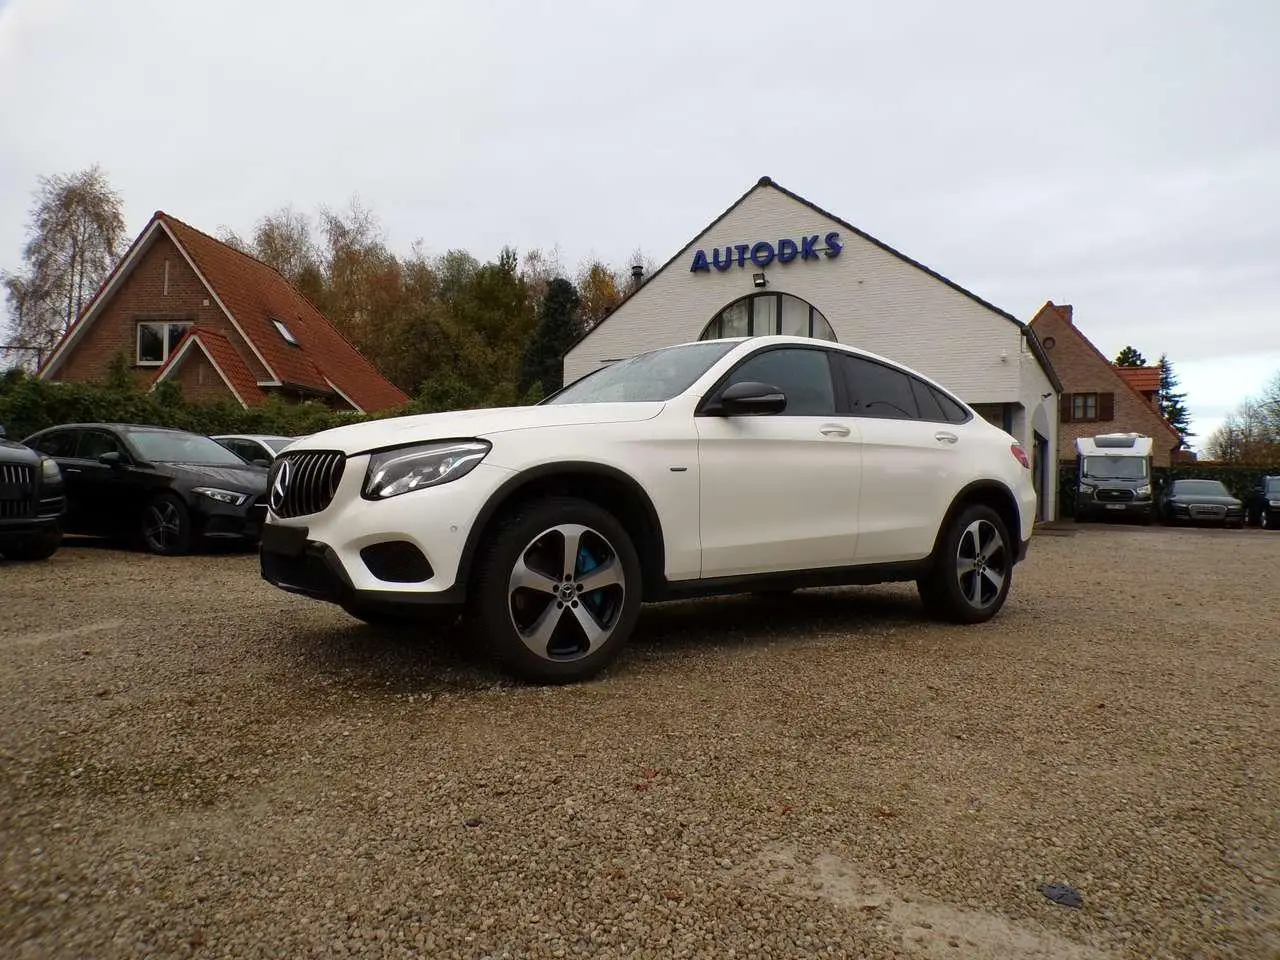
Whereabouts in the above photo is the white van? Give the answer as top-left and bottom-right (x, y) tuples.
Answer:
(1074, 433), (1155, 523)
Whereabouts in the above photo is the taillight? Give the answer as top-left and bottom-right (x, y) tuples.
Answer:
(1010, 443), (1030, 469)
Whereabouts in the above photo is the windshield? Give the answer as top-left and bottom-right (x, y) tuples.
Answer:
(1082, 455), (1148, 480)
(1265, 478), (1280, 496)
(546, 341), (737, 405)
(1172, 479), (1230, 497)
(129, 430), (251, 466)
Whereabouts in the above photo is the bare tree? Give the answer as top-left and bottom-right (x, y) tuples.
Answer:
(2, 165), (126, 368)
(1205, 372), (1280, 463)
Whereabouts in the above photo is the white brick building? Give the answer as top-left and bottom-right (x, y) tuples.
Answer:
(563, 176), (1062, 521)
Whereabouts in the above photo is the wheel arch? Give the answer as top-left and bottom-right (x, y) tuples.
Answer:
(457, 462), (668, 602)
(931, 480), (1023, 563)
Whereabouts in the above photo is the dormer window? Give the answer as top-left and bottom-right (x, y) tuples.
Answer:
(272, 318), (299, 345)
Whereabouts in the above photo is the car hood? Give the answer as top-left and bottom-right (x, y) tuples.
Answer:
(1169, 494), (1240, 505)
(157, 463), (269, 492)
(0, 438), (40, 464)
(293, 402), (667, 455)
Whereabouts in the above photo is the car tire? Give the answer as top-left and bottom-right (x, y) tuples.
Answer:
(140, 493), (192, 556)
(1263, 511), (1273, 531)
(341, 601), (460, 631)
(469, 496), (643, 684)
(917, 503), (1014, 625)
(0, 525), (62, 561)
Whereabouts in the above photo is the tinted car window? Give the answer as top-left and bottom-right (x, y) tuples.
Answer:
(839, 355), (919, 420)
(77, 430), (126, 460)
(910, 379), (946, 421)
(31, 430), (78, 458)
(722, 347), (836, 416)
(931, 387), (970, 424)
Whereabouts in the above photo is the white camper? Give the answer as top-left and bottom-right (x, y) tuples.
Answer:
(1074, 433), (1155, 523)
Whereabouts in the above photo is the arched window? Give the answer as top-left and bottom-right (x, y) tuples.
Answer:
(699, 293), (837, 342)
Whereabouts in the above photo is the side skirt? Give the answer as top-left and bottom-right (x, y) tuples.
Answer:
(652, 559), (931, 603)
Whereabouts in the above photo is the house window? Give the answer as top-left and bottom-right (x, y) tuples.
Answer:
(136, 321), (191, 365)
(271, 318), (299, 346)
(1072, 393), (1098, 421)
(1061, 391), (1114, 423)
(698, 293), (837, 342)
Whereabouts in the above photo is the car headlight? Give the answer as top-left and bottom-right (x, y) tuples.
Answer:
(1135, 484), (1152, 498)
(40, 457), (61, 480)
(1270, 500), (1280, 508)
(193, 487), (249, 506)
(1078, 483), (1095, 495)
(362, 440), (491, 500)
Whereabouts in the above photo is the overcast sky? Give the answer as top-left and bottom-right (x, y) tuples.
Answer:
(1, 0), (1276, 449)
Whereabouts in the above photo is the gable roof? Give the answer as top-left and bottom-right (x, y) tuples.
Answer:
(151, 328), (267, 407)
(565, 175), (1063, 392)
(38, 211), (409, 413)
(1030, 301), (1183, 446)
(1115, 365), (1161, 395)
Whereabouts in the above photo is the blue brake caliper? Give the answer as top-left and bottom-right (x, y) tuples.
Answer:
(577, 546), (603, 614)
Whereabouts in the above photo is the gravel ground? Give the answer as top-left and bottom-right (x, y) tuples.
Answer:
(1, 526), (1276, 959)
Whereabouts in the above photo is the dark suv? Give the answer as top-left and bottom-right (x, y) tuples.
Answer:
(0, 424), (65, 561)
(1245, 476), (1280, 530)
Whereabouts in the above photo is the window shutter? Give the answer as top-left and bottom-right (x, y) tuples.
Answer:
(1059, 393), (1073, 423)
(1099, 392), (1115, 421)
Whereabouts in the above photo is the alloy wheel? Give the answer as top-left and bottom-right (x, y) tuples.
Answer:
(955, 518), (1007, 610)
(507, 523), (626, 662)
(144, 501), (182, 552)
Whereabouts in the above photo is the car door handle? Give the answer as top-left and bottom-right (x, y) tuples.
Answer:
(819, 424), (851, 437)
(934, 431), (958, 444)
(62, 467), (82, 473)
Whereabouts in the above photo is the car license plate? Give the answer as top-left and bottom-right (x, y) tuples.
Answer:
(1106, 503), (1125, 510)
(260, 523), (308, 556)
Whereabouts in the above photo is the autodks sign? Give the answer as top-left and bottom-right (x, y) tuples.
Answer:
(689, 231), (842, 273)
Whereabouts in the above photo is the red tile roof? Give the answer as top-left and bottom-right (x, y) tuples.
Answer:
(155, 328), (268, 406)
(1115, 365), (1161, 395)
(158, 213), (409, 413)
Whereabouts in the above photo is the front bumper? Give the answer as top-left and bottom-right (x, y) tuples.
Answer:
(1077, 499), (1154, 519)
(194, 495), (268, 540)
(258, 458), (510, 604)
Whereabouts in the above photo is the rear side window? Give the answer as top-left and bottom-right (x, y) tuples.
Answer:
(839, 355), (919, 420)
(31, 430), (78, 457)
(930, 385), (970, 424)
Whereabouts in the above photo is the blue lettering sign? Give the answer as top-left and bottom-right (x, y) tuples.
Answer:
(750, 241), (776, 267)
(688, 231), (841, 272)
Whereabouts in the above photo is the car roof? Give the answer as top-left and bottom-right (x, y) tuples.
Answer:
(30, 422), (192, 434)
(212, 434), (294, 441)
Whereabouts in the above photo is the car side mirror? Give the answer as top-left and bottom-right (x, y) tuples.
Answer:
(98, 451), (124, 467)
(0, 424), (7, 439)
(252, 458), (271, 468)
(713, 380), (788, 416)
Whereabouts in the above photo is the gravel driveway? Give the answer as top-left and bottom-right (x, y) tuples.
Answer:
(1, 526), (1276, 959)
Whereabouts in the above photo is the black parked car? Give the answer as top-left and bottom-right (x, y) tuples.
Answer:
(1245, 475), (1280, 530)
(0, 424), (65, 561)
(22, 423), (269, 555)
(1159, 478), (1245, 528)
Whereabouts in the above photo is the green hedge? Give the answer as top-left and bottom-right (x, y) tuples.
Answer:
(0, 369), (391, 442)
(1057, 460), (1280, 516)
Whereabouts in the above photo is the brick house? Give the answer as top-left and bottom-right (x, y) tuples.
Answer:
(1029, 301), (1183, 466)
(37, 211), (409, 413)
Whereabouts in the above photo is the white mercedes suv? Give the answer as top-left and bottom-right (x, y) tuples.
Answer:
(260, 336), (1036, 682)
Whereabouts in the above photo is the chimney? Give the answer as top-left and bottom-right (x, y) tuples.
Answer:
(1057, 303), (1073, 324)
(630, 264), (644, 290)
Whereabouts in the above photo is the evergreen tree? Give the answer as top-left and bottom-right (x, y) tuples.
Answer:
(1157, 353), (1192, 437)
(1114, 345), (1147, 367)
(520, 277), (581, 399)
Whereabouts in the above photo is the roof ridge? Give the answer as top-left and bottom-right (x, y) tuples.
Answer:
(159, 211), (304, 292)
